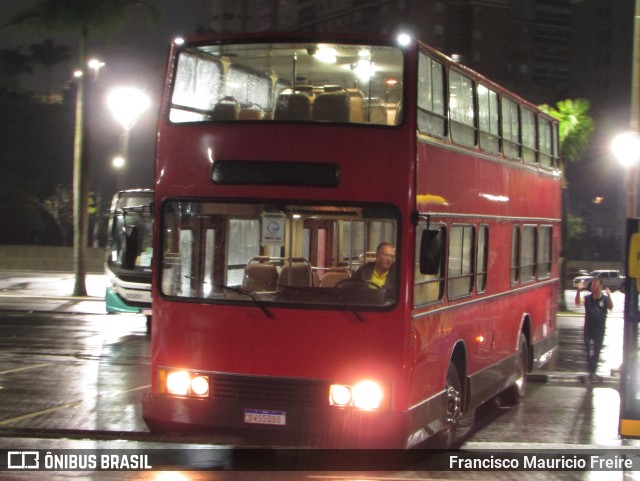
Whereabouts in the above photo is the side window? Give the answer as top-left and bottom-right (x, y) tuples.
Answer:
(476, 225), (489, 293)
(511, 225), (520, 286)
(538, 116), (554, 168)
(521, 225), (536, 282)
(537, 226), (552, 279)
(417, 52), (446, 137)
(478, 85), (500, 155)
(414, 224), (446, 307)
(501, 96), (520, 160)
(522, 108), (537, 165)
(551, 121), (559, 168)
(448, 224), (475, 299)
(449, 70), (476, 148)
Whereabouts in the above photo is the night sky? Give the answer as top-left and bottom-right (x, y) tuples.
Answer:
(0, 0), (212, 199)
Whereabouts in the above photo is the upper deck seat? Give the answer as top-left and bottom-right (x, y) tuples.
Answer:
(312, 92), (350, 122)
(210, 97), (239, 120)
(274, 93), (311, 121)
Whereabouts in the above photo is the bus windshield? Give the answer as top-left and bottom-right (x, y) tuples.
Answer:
(107, 193), (153, 273)
(169, 42), (404, 125)
(160, 200), (398, 309)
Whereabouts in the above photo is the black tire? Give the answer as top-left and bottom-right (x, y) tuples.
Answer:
(438, 363), (464, 448)
(501, 333), (528, 405)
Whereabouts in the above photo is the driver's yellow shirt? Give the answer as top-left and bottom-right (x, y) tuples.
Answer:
(370, 269), (389, 289)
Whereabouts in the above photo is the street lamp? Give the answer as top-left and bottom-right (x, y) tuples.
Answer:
(106, 87), (150, 189)
(87, 58), (105, 81)
(611, 131), (640, 218)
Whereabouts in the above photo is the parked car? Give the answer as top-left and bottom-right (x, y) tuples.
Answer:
(573, 270), (626, 291)
(565, 269), (588, 282)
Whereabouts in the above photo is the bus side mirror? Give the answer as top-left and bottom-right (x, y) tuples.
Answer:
(629, 232), (640, 291)
(420, 228), (443, 275)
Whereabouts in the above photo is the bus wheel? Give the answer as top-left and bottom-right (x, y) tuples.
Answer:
(439, 363), (463, 448)
(501, 333), (528, 405)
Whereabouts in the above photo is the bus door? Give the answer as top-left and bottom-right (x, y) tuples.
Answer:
(304, 220), (335, 278)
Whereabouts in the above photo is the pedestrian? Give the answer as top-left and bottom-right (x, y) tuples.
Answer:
(575, 278), (613, 382)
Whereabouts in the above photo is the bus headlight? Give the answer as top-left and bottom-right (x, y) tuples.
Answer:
(162, 369), (210, 398)
(329, 380), (385, 410)
(166, 370), (190, 396)
(352, 380), (384, 409)
(329, 384), (352, 407)
(190, 375), (210, 397)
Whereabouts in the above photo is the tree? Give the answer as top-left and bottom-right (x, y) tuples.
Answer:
(539, 99), (595, 308)
(7, 0), (159, 296)
(0, 47), (33, 96)
(28, 38), (72, 103)
(539, 99), (595, 165)
(42, 184), (73, 246)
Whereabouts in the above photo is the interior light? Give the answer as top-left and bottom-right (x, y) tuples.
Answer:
(174, 37), (185, 46)
(315, 46), (337, 64)
(353, 59), (376, 81)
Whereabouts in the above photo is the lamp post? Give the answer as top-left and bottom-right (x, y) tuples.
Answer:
(106, 87), (150, 190)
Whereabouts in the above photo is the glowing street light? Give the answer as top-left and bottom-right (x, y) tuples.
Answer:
(87, 58), (105, 80)
(112, 155), (125, 169)
(611, 131), (640, 217)
(107, 87), (150, 189)
(107, 86), (150, 131)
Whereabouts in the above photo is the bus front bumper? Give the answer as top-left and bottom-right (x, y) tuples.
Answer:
(142, 391), (408, 448)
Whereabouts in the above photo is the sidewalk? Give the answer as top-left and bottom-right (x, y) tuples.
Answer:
(0, 269), (107, 315)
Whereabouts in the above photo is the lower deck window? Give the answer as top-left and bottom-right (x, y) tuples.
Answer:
(160, 200), (399, 309)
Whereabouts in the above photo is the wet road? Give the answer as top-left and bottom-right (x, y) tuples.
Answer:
(0, 273), (638, 480)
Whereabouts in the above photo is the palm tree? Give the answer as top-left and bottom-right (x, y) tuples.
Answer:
(539, 99), (595, 309)
(28, 38), (72, 102)
(0, 47), (33, 95)
(7, 0), (159, 296)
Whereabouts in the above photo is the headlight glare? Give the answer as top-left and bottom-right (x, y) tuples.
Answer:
(329, 384), (352, 406)
(352, 380), (384, 410)
(166, 370), (190, 396)
(190, 375), (210, 397)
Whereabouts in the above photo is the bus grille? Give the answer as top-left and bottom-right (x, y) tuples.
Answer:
(211, 373), (329, 408)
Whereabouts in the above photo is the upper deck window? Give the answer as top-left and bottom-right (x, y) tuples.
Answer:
(169, 42), (404, 126)
(449, 70), (476, 148)
(417, 52), (445, 137)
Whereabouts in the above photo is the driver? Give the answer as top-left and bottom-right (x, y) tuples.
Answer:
(353, 243), (396, 289)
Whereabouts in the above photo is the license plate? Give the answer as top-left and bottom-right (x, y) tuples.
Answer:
(244, 409), (286, 426)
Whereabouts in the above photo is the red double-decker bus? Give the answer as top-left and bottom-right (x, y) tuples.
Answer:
(142, 32), (560, 448)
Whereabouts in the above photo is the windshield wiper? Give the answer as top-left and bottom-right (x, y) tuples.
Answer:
(284, 285), (364, 323)
(218, 285), (274, 319)
(184, 276), (274, 319)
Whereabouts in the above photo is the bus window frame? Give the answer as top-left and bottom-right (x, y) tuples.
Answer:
(448, 68), (477, 149)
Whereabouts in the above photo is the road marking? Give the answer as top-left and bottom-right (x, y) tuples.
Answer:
(0, 384), (150, 426)
(0, 363), (51, 375)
